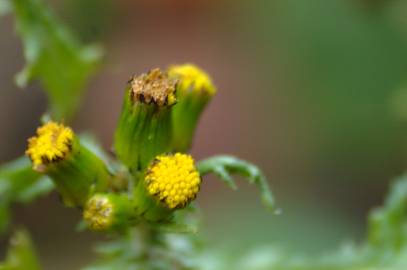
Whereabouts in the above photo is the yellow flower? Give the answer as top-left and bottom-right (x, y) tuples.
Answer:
(168, 64), (216, 96)
(26, 122), (73, 171)
(145, 153), (201, 209)
(84, 194), (134, 231)
(83, 194), (114, 231)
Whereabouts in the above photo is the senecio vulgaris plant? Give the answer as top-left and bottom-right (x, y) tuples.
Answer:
(0, 0), (276, 266)
(22, 63), (275, 267)
(4, 61), (276, 268)
(3, 0), (407, 269)
(25, 65), (275, 229)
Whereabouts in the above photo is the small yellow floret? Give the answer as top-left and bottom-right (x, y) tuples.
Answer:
(83, 195), (114, 231)
(25, 122), (73, 170)
(168, 64), (216, 96)
(146, 153), (201, 209)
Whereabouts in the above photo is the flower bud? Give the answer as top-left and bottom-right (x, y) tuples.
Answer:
(168, 64), (216, 151)
(114, 68), (176, 172)
(133, 153), (201, 222)
(83, 193), (134, 231)
(26, 122), (110, 207)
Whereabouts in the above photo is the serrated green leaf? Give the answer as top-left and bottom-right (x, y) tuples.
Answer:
(197, 155), (276, 211)
(11, 0), (103, 120)
(0, 230), (42, 270)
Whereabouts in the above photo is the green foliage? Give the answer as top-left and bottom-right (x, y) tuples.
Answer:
(83, 229), (205, 270)
(0, 157), (53, 233)
(368, 174), (407, 253)
(0, 0), (11, 15)
(0, 230), (42, 270)
(11, 0), (103, 120)
(3, 0), (407, 269)
(228, 175), (407, 270)
(197, 155), (276, 211)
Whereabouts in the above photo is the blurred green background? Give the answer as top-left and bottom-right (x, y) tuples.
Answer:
(1, 0), (407, 269)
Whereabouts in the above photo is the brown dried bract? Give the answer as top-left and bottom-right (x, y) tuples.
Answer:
(129, 68), (176, 106)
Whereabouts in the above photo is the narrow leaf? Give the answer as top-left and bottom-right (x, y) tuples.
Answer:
(197, 155), (276, 211)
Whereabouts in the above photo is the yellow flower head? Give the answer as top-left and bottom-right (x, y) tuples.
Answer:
(130, 68), (177, 106)
(83, 195), (114, 231)
(168, 64), (216, 96)
(145, 153), (201, 209)
(26, 122), (74, 171)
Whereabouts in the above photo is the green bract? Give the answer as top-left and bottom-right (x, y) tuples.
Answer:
(168, 64), (217, 152)
(84, 193), (135, 232)
(25, 122), (111, 207)
(114, 69), (176, 172)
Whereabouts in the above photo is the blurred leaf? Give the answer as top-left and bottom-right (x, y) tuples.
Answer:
(84, 230), (144, 270)
(154, 223), (198, 234)
(0, 0), (11, 15)
(229, 174), (407, 270)
(82, 262), (136, 270)
(0, 204), (11, 234)
(197, 155), (276, 211)
(0, 229), (42, 270)
(16, 176), (53, 203)
(63, 0), (115, 42)
(11, 0), (103, 120)
(389, 86), (407, 121)
(153, 204), (201, 234)
(85, 227), (203, 270)
(79, 133), (112, 166)
(0, 157), (54, 233)
(368, 174), (407, 252)
(0, 157), (53, 203)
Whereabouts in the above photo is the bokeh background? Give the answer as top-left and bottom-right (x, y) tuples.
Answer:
(2, 0), (407, 269)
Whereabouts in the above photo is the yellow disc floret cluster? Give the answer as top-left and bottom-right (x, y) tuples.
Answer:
(26, 122), (73, 170)
(168, 64), (217, 96)
(146, 153), (201, 209)
(83, 195), (114, 231)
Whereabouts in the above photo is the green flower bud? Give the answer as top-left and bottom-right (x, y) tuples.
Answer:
(26, 122), (111, 207)
(133, 153), (201, 222)
(168, 64), (217, 152)
(114, 68), (177, 172)
(83, 193), (135, 231)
